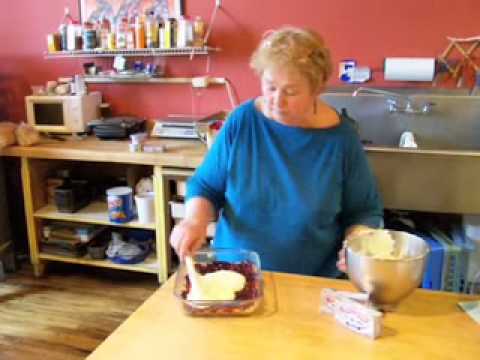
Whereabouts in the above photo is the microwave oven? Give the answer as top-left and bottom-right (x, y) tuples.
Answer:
(25, 92), (101, 133)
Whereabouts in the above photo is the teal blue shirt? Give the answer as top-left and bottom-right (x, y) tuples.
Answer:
(187, 99), (383, 277)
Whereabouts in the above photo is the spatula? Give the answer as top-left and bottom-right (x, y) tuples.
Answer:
(185, 256), (203, 297)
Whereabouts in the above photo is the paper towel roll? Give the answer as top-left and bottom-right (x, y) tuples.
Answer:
(384, 57), (435, 81)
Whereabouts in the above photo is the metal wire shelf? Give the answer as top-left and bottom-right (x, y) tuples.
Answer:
(83, 75), (226, 85)
(44, 46), (219, 59)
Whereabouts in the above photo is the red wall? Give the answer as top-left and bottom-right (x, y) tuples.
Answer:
(0, 0), (479, 122)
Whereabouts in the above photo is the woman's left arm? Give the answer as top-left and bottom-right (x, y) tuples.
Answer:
(336, 136), (384, 272)
(340, 135), (383, 231)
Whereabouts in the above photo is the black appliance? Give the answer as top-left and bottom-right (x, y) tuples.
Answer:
(54, 179), (91, 213)
(88, 117), (145, 140)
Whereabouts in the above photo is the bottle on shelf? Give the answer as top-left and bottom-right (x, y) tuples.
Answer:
(67, 20), (83, 50)
(126, 17), (136, 49)
(145, 11), (159, 49)
(162, 17), (171, 49)
(82, 21), (97, 50)
(135, 15), (146, 49)
(108, 29), (116, 50)
(176, 16), (188, 48)
(99, 16), (111, 49)
(116, 17), (128, 49)
(170, 18), (178, 48)
(193, 16), (206, 47)
(59, 6), (74, 51)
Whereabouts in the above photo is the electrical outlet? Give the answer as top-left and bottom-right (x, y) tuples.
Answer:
(192, 76), (210, 88)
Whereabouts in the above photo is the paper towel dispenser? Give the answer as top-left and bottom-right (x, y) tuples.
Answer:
(384, 58), (435, 82)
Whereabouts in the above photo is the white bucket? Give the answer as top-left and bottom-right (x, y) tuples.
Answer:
(135, 192), (155, 224)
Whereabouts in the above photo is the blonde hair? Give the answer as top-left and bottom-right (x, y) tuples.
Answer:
(250, 26), (332, 92)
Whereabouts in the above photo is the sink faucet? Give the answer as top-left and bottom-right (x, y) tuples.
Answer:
(352, 87), (435, 115)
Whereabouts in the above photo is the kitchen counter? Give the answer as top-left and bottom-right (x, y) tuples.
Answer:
(0, 136), (207, 168)
(3, 130), (480, 213)
(87, 272), (480, 360)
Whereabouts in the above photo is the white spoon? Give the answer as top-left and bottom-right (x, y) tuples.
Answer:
(185, 256), (204, 298)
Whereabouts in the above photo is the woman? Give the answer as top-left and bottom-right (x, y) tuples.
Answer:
(170, 26), (383, 277)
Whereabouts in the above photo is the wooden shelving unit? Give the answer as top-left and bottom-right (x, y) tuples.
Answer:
(19, 156), (170, 282)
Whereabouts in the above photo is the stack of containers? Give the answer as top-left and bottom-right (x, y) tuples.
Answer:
(385, 211), (477, 293)
(421, 233), (444, 290)
(421, 224), (474, 293)
(451, 225), (473, 293)
(463, 215), (480, 294)
(429, 227), (463, 292)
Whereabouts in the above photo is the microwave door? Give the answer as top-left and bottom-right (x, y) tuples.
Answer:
(31, 102), (68, 133)
(34, 103), (64, 125)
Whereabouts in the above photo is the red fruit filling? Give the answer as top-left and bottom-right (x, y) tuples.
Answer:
(180, 261), (262, 315)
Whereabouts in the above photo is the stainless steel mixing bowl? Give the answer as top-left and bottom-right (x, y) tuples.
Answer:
(346, 230), (429, 311)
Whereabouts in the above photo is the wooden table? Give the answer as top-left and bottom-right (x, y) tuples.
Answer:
(87, 272), (480, 360)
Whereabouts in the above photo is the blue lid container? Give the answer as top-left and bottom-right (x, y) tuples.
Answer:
(106, 186), (134, 223)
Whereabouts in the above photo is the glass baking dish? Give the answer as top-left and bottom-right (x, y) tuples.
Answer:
(173, 248), (263, 316)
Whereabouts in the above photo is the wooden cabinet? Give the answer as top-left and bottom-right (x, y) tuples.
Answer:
(2, 137), (206, 283)
(21, 158), (163, 280)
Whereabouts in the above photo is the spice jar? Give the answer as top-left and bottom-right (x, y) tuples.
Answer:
(47, 33), (61, 52)
(193, 16), (206, 47)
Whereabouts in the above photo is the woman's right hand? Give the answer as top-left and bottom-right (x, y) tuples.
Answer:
(169, 218), (208, 260)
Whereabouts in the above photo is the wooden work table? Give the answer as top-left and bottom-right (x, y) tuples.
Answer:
(1, 136), (207, 168)
(87, 272), (480, 360)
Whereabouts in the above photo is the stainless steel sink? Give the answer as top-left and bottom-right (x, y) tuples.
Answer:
(323, 89), (480, 152)
(321, 89), (480, 214)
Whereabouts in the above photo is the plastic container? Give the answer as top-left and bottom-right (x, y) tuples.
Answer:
(470, 272), (480, 294)
(135, 192), (155, 224)
(176, 180), (187, 197)
(169, 201), (185, 218)
(74, 74), (86, 95)
(170, 201), (216, 237)
(174, 248), (263, 316)
(106, 186), (134, 223)
(463, 215), (480, 294)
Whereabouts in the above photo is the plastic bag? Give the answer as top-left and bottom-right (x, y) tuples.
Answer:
(106, 231), (151, 264)
(15, 122), (40, 146)
(135, 176), (154, 194)
(0, 122), (17, 149)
